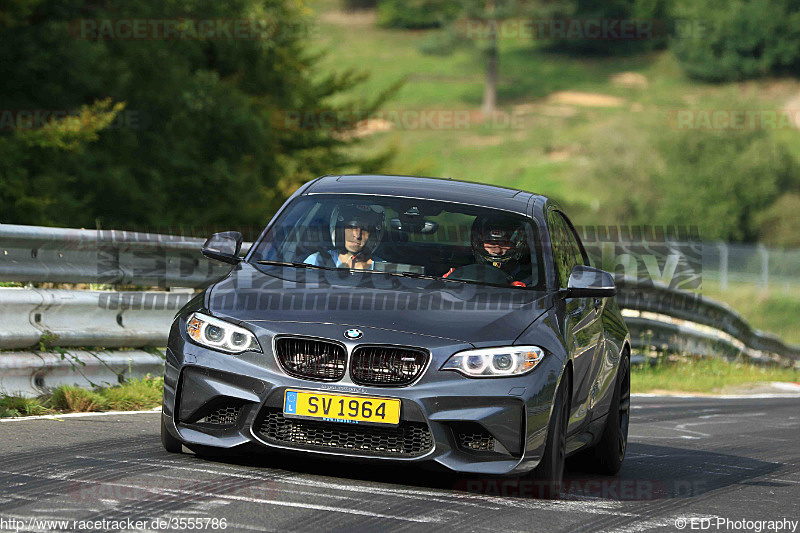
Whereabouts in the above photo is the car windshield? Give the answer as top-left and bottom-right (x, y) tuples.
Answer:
(249, 195), (544, 289)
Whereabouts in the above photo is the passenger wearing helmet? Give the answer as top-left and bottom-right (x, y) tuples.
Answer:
(443, 216), (530, 286)
(304, 204), (385, 270)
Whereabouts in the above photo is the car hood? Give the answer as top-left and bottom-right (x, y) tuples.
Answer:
(206, 263), (554, 346)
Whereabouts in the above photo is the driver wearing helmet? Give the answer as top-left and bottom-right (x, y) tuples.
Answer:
(444, 215), (529, 286)
(304, 204), (385, 270)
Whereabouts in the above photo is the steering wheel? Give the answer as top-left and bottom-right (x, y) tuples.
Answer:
(445, 264), (514, 285)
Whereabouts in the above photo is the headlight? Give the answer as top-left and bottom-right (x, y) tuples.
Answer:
(185, 312), (262, 354)
(441, 346), (545, 377)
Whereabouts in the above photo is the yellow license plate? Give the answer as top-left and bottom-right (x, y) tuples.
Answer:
(283, 390), (401, 426)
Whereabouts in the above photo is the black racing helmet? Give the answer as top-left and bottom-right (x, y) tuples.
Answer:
(332, 204), (385, 256)
(471, 215), (528, 270)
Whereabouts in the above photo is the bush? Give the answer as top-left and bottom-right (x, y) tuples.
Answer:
(377, 0), (461, 29)
(671, 0), (800, 81)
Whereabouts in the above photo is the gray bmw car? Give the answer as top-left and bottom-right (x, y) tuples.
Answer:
(161, 175), (630, 497)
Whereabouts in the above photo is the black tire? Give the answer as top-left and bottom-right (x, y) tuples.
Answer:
(586, 352), (630, 475)
(161, 415), (183, 454)
(530, 374), (570, 499)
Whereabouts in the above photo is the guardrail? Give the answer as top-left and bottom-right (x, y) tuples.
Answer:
(0, 288), (191, 350)
(0, 350), (166, 397)
(0, 286), (192, 395)
(1, 224), (798, 395)
(0, 224), (248, 287)
(616, 279), (800, 363)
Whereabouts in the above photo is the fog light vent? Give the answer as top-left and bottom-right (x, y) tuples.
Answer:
(196, 405), (241, 426)
(455, 423), (497, 452)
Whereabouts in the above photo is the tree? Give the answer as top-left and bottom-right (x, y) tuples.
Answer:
(464, 1), (539, 117)
(671, 0), (800, 81)
(0, 0), (391, 229)
(417, 1), (537, 117)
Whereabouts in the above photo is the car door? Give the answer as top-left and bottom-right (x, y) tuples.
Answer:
(548, 209), (603, 431)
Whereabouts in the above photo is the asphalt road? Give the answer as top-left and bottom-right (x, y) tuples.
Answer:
(0, 396), (798, 533)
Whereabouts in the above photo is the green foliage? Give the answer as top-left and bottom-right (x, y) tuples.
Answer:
(0, 0), (46, 28)
(45, 375), (163, 413)
(755, 193), (800, 247)
(0, 375), (164, 417)
(654, 128), (798, 242)
(671, 0), (800, 81)
(377, 0), (461, 29)
(49, 385), (109, 412)
(99, 375), (163, 410)
(14, 99), (125, 152)
(582, 115), (800, 242)
(0, 394), (50, 417)
(0, 0), (391, 228)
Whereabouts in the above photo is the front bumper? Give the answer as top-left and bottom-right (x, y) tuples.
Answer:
(163, 318), (563, 475)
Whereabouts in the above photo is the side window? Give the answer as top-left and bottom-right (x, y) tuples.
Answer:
(547, 210), (576, 288)
(557, 212), (587, 268)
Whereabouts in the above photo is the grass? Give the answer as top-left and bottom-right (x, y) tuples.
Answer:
(0, 375), (163, 418)
(632, 356), (800, 394)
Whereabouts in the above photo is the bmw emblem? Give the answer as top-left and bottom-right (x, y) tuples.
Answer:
(344, 329), (363, 340)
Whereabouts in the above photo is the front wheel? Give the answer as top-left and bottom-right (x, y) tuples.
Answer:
(585, 352), (630, 475)
(161, 415), (183, 453)
(530, 374), (569, 499)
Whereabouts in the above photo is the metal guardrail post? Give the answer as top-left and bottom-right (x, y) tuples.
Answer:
(758, 244), (769, 290)
(717, 241), (728, 291)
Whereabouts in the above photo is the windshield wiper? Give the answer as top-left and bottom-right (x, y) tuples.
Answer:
(357, 269), (470, 283)
(390, 271), (521, 288)
(390, 271), (463, 282)
(255, 260), (338, 271)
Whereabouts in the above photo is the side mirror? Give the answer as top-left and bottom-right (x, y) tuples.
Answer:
(201, 231), (243, 265)
(566, 265), (616, 298)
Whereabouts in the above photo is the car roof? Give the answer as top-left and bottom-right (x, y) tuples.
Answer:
(305, 175), (543, 214)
